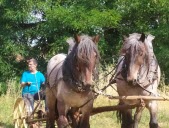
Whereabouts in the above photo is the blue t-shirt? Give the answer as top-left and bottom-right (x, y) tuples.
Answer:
(20, 71), (45, 95)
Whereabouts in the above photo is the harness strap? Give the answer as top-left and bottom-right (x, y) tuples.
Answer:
(47, 60), (64, 87)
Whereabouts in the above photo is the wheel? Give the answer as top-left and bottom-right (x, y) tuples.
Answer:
(13, 97), (33, 128)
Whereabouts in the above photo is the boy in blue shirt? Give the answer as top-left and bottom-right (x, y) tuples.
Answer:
(20, 58), (45, 110)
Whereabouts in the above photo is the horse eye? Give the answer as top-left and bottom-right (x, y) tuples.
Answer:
(139, 51), (143, 56)
(76, 67), (79, 70)
(93, 52), (97, 58)
(126, 50), (130, 55)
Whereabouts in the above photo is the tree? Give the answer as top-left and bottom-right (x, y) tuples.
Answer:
(0, 0), (169, 84)
(0, 0), (121, 82)
(113, 0), (169, 82)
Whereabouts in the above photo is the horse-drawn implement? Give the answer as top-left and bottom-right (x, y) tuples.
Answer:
(13, 33), (169, 128)
(13, 90), (169, 128)
(13, 97), (47, 128)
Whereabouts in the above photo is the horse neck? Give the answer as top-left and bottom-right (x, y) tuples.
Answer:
(62, 53), (78, 81)
(62, 54), (93, 92)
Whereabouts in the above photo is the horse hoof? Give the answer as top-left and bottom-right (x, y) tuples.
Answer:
(150, 123), (159, 128)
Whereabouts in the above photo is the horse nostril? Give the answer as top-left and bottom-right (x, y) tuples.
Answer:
(133, 79), (137, 85)
(82, 81), (91, 87)
(84, 81), (92, 86)
(127, 78), (137, 86)
(128, 81), (132, 85)
(85, 84), (91, 87)
(127, 77), (132, 82)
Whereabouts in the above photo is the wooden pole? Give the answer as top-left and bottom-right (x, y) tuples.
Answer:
(27, 118), (47, 123)
(92, 104), (139, 115)
(107, 95), (169, 101)
(92, 95), (169, 115)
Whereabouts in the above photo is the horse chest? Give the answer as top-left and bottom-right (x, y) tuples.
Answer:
(57, 82), (93, 107)
(116, 78), (158, 105)
(116, 80), (140, 95)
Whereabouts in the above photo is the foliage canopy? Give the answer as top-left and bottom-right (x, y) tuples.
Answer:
(0, 0), (169, 85)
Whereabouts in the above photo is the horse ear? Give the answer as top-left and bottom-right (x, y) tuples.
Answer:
(66, 37), (75, 45)
(139, 33), (146, 42)
(123, 35), (127, 41)
(147, 34), (155, 42)
(92, 35), (100, 44)
(74, 34), (81, 44)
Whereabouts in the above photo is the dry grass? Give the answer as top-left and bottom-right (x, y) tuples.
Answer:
(90, 96), (169, 128)
(1, 65), (169, 128)
(1, 94), (169, 128)
(90, 65), (169, 128)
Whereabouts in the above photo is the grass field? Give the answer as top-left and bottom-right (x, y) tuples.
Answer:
(91, 96), (169, 128)
(0, 70), (169, 128)
(1, 86), (169, 128)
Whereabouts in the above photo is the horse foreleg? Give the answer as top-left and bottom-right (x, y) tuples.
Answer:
(117, 101), (133, 128)
(78, 100), (93, 128)
(57, 101), (71, 128)
(67, 108), (81, 127)
(57, 115), (71, 128)
(121, 109), (133, 128)
(78, 110), (90, 128)
(133, 106), (144, 128)
(147, 101), (160, 128)
(46, 88), (56, 128)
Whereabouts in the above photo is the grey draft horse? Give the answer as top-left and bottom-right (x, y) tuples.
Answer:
(46, 34), (100, 128)
(113, 33), (161, 128)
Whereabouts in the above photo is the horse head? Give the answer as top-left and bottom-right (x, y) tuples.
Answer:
(63, 34), (100, 91)
(74, 34), (100, 87)
(122, 33), (149, 85)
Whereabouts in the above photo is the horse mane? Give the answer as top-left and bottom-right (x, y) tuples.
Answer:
(76, 35), (99, 66)
(120, 33), (142, 55)
(66, 37), (75, 54)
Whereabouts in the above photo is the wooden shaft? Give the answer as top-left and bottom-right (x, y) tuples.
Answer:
(92, 104), (139, 115)
(27, 118), (47, 123)
(30, 100), (41, 117)
(108, 95), (169, 101)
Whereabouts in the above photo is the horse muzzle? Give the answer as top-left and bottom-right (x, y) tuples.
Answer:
(127, 78), (137, 86)
(82, 82), (92, 88)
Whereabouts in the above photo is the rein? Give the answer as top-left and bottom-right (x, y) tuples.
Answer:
(135, 56), (159, 95)
(122, 53), (159, 96)
(136, 81), (156, 95)
(63, 58), (93, 92)
(77, 81), (117, 108)
(135, 73), (158, 96)
(63, 76), (91, 92)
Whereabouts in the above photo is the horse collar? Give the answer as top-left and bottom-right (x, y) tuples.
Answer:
(62, 77), (91, 93)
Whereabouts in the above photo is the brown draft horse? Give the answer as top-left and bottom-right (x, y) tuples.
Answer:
(46, 35), (100, 128)
(114, 33), (161, 128)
